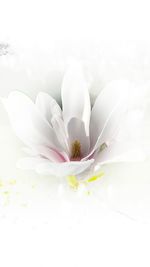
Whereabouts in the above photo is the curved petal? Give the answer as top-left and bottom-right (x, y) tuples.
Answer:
(93, 141), (146, 167)
(89, 81), (131, 157)
(36, 146), (67, 162)
(1, 91), (62, 152)
(36, 159), (94, 177)
(36, 92), (62, 125)
(22, 145), (68, 162)
(61, 61), (91, 135)
(67, 117), (90, 158)
(51, 115), (69, 154)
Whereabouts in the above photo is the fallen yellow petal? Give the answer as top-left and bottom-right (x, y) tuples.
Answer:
(86, 172), (104, 183)
(67, 171), (104, 190)
(67, 175), (79, 190)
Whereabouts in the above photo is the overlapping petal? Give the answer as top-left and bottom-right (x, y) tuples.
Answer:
(51, 115), (69, 154)
(17, 156), (94, 177)
(36, 159), (94, 177)
(1, 91), (64, 154)
(36, 92), (62, 125)
(2, 62), (146, 180)
(61, 61), (91, 136)
(87, 81), (131, 159)
(93, 141), (146, 167)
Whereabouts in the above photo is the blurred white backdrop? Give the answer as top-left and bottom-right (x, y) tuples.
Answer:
(1, 0), (150, 266)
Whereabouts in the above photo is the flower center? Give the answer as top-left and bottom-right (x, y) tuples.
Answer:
(71, 140), (81, 160)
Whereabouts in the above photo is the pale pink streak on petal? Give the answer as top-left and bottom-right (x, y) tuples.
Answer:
(36, 146), (67, 162)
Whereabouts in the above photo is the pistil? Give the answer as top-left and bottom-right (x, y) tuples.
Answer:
(71, 140), (81, 160)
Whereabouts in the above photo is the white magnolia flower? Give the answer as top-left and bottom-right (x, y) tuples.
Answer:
(1, 62), (146, 182)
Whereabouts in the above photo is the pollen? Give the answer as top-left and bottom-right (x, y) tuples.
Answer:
(71, 140), (81, 160)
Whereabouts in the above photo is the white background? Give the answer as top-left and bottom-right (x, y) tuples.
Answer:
(1, 0), (150, 266)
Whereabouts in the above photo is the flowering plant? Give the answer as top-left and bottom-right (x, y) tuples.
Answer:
(1, 62), (145, 188)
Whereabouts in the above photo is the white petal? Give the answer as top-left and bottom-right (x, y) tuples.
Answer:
(36, 92), (62, 125)
(89, 81), (131, 155)
(51, 115), (69, 154)
(36, 159), (94, 177)
(1, 91), (62, 152)
(61, 61), (91, 135)
(94, 141), (146, 166)
(67, 117), (90, 157)
(22, 145), (68, 162)
(36, 146), (68, 162)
